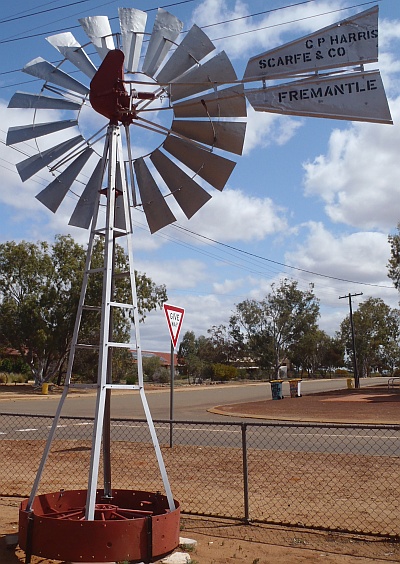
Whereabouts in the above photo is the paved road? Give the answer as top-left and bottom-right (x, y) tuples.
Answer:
(0, 376), (389, 421)
(1, 377), (397, 457)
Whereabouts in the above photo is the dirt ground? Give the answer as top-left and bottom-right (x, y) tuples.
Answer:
(0, 497), (399, 564)
(1, 382), (399, 563)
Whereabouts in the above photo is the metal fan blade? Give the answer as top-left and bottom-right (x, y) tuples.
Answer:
(170, 51), (238, 102)
(171, 120), (246, 155)
(142, 8), (183, 77)
(134, 157), (176, 233)
(114, 161), (127, 230)
(119, 8), (147, 73)
(35, 147), (94, 212)
(163, 135), (236, 191)
(150, 149), (211, 219)
(46, 32), (97, 79)
(79, 16), (115, 61)
(7, 119), (78, 146)
(156, 24), (215, 84)
(16, 135), (84, 182)
(22, 58), (89, 96)
(8, 91), (81, 111)
(173, 85), (247, 118)
(69, 158), (104, 229)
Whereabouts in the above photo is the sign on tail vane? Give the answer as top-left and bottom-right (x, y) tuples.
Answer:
(243, 6), (392, 125)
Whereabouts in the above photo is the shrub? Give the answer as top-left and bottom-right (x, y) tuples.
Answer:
(211, 363), (238, 381)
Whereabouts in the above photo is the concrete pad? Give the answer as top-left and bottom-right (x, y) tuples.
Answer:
(161, 551), (191, 563)
(179, 536), (197, 549)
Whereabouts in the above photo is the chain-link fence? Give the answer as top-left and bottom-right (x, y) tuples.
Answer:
(1, 413), (399, 536)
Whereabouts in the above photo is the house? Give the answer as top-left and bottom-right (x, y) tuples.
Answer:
(130, 350), (178, 369)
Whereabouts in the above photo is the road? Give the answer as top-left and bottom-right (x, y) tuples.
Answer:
(0, 376), (389, 421)
(0, 377), (397, 457)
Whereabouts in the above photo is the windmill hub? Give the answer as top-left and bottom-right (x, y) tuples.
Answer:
(90, 49), (156, 125)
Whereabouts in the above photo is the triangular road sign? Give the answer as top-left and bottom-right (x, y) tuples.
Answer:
(163, 303), (185, 349)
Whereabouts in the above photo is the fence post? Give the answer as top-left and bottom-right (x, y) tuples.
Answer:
(241, 423), (250, 523)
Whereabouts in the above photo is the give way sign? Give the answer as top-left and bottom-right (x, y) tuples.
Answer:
(163, 303), (185, 349)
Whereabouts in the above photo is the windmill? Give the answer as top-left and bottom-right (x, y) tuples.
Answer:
(6, 4), (391, 563)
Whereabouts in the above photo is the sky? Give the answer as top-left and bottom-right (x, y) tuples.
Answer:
(0, 0), (399, 353)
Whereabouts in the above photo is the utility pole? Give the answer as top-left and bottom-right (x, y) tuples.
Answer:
(339, 292), (363, 389)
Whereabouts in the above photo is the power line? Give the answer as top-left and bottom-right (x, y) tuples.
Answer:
(172, 224), (396, 290)
(0, 0), (197, 46)
(0, 0), (94, 25)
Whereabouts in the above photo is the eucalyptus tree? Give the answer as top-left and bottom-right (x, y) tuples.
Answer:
(230, 279), (320, 377)
(339, 297), (400, 378)
(0, 235), (167, 385)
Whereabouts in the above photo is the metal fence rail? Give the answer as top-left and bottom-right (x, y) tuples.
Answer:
(1, 413), (399, 536)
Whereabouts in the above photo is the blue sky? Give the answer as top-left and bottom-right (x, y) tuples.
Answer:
(0, 0), (399, 352)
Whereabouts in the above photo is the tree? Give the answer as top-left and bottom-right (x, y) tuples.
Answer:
(178, 331), (206, 383)
(339, 297), (400, 378)
(207, 325), (234, 364)
(387, 223), (400, 290)
(290, 330), (344, 378)
(0, 235), (167, 385)
(230, 279), (320, 377)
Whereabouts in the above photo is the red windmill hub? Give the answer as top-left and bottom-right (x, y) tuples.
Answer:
(90, 49), (155, 125)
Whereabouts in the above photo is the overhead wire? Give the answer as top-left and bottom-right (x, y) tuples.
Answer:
(0, 0), (96, 25)
(172, 224), (397, 290)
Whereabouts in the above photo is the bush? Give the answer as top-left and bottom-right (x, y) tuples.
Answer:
(335, 368), (352, 377)
(152, 367), (169, 384)
(0, 372), (28, 384)
(0, 357), (30, 375)
(125, 374), (137, 385)
(211, 363), (238, 381)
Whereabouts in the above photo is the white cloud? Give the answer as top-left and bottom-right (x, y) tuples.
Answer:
(243, 105), (303, 153)
(302, 96), (400, 231)
(178, 186), (287, 242)
(286, 221), (391, 281)
(212, 277), (244, 295)
(284, 221), (399, 335)
(135, 258), (209, 290)
(192, 0), (348, 62)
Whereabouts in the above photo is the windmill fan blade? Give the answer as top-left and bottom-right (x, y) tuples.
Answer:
(163, 135), (236, 191)
(170, 51), (238, 102)
(69, 158), (104, 228)
(23, 58), (89, 96)
(46, 32), (97, 79)
(142, 8), (183, 77)
(114, 161), (127, 231)
(171, 120), (246, 155)
(173, 84), (247, 118)
(134, 157), (176, 233)
(156, 24), (215, 84)
(36, 147), (94, 212)
(150, 148), (211, 219)
(8, 91), (82, 111)
(7, 119), (78, 146)
(119, 8), (147, 73)
(16, 135), (84, 182)
(79, 16), (115, 61)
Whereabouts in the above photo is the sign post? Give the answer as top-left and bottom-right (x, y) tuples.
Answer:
(163, 304), (185, 447)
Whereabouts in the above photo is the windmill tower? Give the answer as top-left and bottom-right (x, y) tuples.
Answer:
(7, 4), (391, 563)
